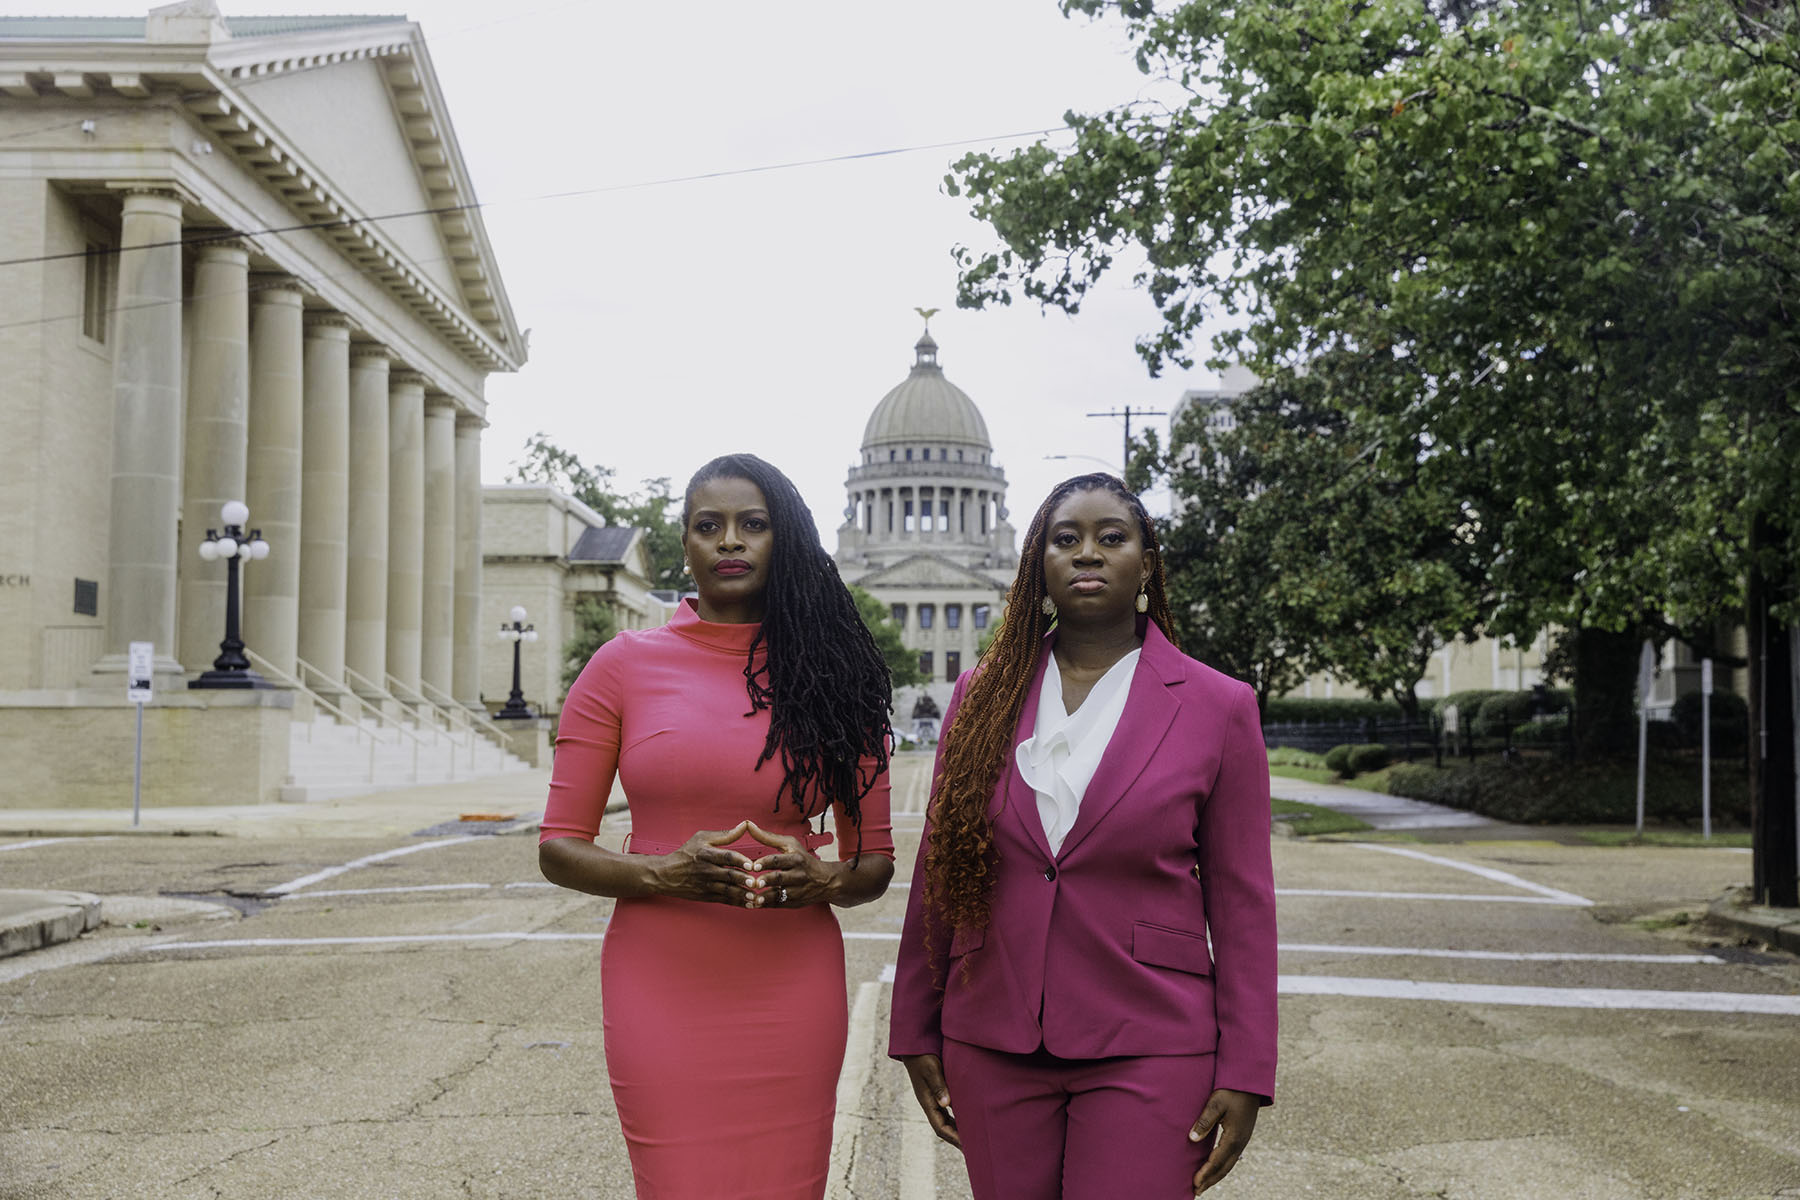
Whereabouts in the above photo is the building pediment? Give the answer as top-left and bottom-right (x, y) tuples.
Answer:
(852, 553), (1007, 592)
(0, 11), (523, 374)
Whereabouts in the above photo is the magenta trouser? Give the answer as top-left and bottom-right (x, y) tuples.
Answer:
(942, 1038), (1218, 1200)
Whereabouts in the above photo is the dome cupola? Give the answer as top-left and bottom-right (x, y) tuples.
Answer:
(860, 329), (991, 453)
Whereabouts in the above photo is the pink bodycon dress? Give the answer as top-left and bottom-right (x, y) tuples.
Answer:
(540, 599), (893, 1200)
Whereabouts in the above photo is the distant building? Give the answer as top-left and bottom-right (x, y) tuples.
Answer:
(481, 485), (661, 722)
(0, 3), (525, 806)
(835, 327), (1018, 716)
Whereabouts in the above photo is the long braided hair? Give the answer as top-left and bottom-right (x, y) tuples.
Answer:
(922, 473), (1176, 934)
(683, 454), (893, 841)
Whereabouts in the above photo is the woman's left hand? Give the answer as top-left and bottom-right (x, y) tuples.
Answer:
(742, 821), (839, 908)
(1189, 1087), (1260, 1195)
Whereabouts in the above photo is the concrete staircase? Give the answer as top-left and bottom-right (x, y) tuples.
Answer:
(281, 711), (533, 802)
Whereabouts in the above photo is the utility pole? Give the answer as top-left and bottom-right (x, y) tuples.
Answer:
(1086, 406), (1167, 479)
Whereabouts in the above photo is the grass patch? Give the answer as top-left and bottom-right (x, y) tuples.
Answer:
(1385, 758), (1751, 826)
(1267, 746), (1328, 769)
(1268, 764), (1337, 785)
(1634, 909), (1698, 932)
(1577, 829), (1753, 849)
(1269, 761), (1412, 793)
(1271, 797), (1373, 837)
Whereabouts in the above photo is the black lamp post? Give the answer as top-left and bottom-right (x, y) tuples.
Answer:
(496, 605), (537, 719)
(189, 499), (273, 689)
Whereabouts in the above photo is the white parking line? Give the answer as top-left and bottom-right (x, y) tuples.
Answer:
(1279, 975), (1800, 1014)
(144, 932), (607, 950)
(1278, 888), (1590, 905)
(1352, 843), (1594, 905)
(1280, 943), (1725, 964)
(881, 878), (1587, 905)
(827, 980), (884, 1199)
(285, 883), (494, 900)
(266, 836), (481, 895)
(0, 837), (113, 853)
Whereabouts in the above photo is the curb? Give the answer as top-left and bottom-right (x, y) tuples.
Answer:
(0, 890), (103, 959)
(1706, 890), (1800, 955)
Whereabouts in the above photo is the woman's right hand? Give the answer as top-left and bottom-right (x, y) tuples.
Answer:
(647, 821), (759, 906)
(900, 1054), (960, 1149)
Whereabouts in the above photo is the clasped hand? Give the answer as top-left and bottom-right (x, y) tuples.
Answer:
(653, 820), (834, 909)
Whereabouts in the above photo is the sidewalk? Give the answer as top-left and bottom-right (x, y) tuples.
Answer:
(1272, 771), (1800, 953)
(1268, 774), (1496, 831)
(0, 771), (560, 960)
(0, 768), (555, 841)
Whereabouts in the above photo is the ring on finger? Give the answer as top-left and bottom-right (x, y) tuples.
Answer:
(777, 886), (788, 904)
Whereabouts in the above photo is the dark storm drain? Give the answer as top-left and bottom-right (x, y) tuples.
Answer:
(158, 889), (278, 916)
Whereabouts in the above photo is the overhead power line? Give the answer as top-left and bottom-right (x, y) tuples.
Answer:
(0, 127), (1067, 271)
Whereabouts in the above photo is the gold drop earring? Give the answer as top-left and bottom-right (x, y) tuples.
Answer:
(1041, 595), (1056, 618)
(1135, 585), (1149, 613)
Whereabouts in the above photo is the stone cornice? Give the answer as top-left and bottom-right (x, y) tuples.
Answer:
(0, 23), (525, 375)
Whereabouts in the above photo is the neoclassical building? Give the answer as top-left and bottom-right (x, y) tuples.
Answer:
(481, 485), (664, 728)
(0, 4), (524, 805)
(836, 327), (1018, 716)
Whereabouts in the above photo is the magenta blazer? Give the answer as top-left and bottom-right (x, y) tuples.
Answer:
(888, 619), (1278, 1102)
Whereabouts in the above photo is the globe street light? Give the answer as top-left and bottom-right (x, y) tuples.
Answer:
(189, 500), (272, 689)
(496, 604), (538, 720)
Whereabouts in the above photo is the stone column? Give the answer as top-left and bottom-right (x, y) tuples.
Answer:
(385, 370), (426, 697)
(243, 279), (305, 679)
(176, 238), (249, 674)
(344, 347), (391, 694)
(452, 415), (484, 708)
(419, 397), (457, 699)
(94, 187), (186, 682)
(298, 313), (351, 688)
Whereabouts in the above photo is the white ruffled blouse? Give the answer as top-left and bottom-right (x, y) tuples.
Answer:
(1015, 647), (1142, 855)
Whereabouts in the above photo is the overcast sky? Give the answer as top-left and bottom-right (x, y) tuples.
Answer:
(55, 0), (1241, 536)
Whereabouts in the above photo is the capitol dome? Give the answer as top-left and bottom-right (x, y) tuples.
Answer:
(860, 331), (991, 453)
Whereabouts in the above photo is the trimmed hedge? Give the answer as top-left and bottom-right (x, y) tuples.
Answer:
(1670, 690), (1748, 752)
(1471, 690), (1569, 740)
(1347, 743), (1392, 774)
(1386, 760), (1751, 826)
(1511, 713), (1569, 746)
(1263, 697), (1408, 723)
(1323, 744), (1354, 777)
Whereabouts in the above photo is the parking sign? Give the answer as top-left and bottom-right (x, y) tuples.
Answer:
(128, 641), (154, 704)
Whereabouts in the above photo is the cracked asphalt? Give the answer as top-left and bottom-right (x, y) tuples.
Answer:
(2, 753), (1798, 1199)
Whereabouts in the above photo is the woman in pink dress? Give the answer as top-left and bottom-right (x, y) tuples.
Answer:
(539, 453), (896, 1200)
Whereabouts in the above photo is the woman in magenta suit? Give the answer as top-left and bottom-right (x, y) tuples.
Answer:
(540, 453), (896, 1200)
(890, 473), (1277, 1198)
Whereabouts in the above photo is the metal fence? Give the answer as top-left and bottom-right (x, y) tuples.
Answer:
(1262, 707), (1748, 767)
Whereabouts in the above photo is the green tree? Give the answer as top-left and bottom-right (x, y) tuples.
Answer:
(561, 598), (617, 697)
(1152, 356), (1481, 714)
(851, 586), (927, 690)
(508, 434), (685, 589)
(949, 0), (1799, 899)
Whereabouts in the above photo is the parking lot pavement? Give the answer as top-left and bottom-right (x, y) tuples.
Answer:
(4, 753), (1798, 1197)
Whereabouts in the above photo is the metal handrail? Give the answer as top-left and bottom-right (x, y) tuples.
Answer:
(384, 673), (491, 772)
(306, 659), (432, 751)
(416, 675), (512, 748)
(243, 649), (377, 741)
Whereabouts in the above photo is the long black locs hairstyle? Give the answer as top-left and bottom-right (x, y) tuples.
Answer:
(683, 454), (893, 840)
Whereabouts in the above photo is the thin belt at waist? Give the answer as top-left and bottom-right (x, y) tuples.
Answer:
(621, 830), (835, 857)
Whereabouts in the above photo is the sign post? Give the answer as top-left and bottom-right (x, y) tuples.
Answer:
(1701, 658), (1714, 840)
(127, 641), (153, 827)
(1636, 640), (1655, 836)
